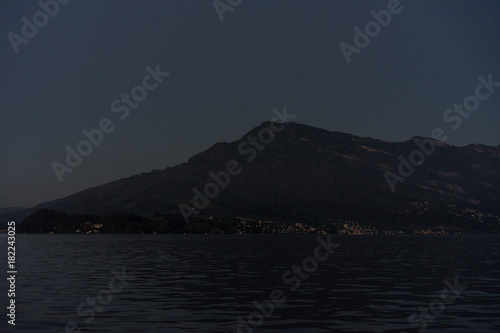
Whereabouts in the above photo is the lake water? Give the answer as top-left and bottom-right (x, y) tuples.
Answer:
(1, 234), (500, 332)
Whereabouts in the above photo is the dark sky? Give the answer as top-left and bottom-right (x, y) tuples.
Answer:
(1, 0), (499, 208)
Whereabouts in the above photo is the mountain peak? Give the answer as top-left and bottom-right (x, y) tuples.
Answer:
(7, 122), (499, 233)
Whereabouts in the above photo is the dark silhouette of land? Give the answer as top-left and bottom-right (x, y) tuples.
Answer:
(5, 122), (500, 234)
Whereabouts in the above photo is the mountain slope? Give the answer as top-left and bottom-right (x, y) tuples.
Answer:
(18, 122), (500, 232)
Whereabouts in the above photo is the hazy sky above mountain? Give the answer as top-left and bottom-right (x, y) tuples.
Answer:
(1, 0), (499, 208)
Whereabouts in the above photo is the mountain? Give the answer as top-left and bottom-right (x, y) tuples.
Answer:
(11, 122), (500, 233)
(0, 207), (30, 227)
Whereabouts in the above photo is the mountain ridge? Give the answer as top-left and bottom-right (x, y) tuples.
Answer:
(4, 121), (500, 233)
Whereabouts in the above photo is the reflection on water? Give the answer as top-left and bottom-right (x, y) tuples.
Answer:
(2, 234), (499, 332)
